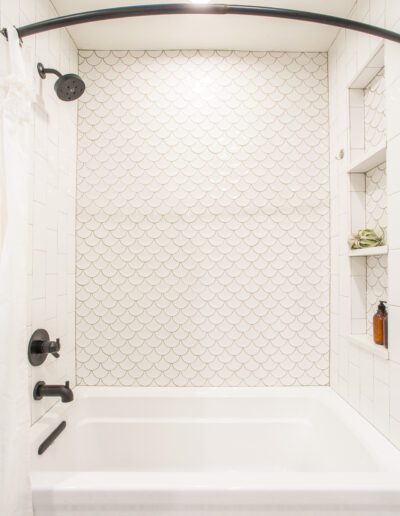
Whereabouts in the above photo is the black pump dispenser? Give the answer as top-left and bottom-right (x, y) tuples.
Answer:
(378, 300), (387, 312)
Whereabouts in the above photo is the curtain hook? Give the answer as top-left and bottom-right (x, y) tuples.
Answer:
(13, 26), (24, 47)
(0, 27), (23, 46)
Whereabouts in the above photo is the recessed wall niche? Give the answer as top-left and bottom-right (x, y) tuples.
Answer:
(347, 45), (388, 358)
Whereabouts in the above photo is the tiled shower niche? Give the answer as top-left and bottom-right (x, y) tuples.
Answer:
(348, 45), (388, 358)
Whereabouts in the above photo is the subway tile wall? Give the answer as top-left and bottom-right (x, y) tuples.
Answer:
(0, 0), (78, 423)
(76, 50), (330, 387)
(329, 0), (400, 448)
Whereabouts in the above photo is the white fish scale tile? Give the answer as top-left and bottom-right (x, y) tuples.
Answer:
(365, 163), (388, 337)
(364, 69), (386, 150)
(77, 50), (330, 387)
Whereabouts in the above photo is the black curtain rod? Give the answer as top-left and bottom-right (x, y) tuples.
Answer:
(7, 3), (400, 43)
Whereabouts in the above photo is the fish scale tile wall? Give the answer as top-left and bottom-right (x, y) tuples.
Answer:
(364, 69), (386, 150)
(364, 69), (387, 338)
(76, 50), (330, 387)
(366, 163), (387, 337)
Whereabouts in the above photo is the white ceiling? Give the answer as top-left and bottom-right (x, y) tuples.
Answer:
(51, 0), (356, 51)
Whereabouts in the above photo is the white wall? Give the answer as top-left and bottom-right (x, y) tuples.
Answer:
(0, 0), (78, 423)
(329, 0), (400, 448)
(76, 50), (330, 387)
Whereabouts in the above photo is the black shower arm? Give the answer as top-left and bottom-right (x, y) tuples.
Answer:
(3, 3), (400, 43)
(37, 63), (62, 79)
(41, 68), (62, 78)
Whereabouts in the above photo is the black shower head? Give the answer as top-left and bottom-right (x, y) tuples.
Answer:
(54, 73), (85, 101)
(37, 62), (85, 101)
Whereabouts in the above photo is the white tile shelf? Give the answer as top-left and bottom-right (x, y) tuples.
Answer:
(348, 334), (389, 359)
(348, 144), (386, 174)
(348, 245), (387, 257)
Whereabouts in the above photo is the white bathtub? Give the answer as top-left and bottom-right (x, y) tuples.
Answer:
(31, 387), (400, 516)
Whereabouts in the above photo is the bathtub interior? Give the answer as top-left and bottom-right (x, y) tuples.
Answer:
(31, 388), (400, 474)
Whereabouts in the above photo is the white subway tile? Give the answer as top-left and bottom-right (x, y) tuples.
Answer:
(351, 276), (367, 319)
(390, 416), (400, 448)
(33, 154), (48, 205)
(46, 228), (58, 268)
(349, 106), (365, 150)
(33, 201), (47, 251)
(360, 394), (374, 420)
(386, 79), (400, 140)
(385, 42), (400, 88)
(385, 0), (400, 30)
(360, 350), (374, 400)
(388, 250), (400, 305)
(45, 274), (57, 320)
(351, 256), (366, 277)
(387, 194), (400, 249)
(31, 298), (46, 329)
(351, 318), (366, 334)
(389, 362), (400, 420)
(370, 0), (386, 24)
(348, 363), (360, 409)
(389, 305), (400, 363)
(387, 134), (400, 195)
(32, 250), (46, 300)
(373, 379), (390, 435)
(350, 191), (366, 233)
(374, 355), (390, 384)
(350, 173), (366, 193)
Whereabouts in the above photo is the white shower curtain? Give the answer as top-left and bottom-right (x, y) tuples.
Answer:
(0, 28), (33, 516)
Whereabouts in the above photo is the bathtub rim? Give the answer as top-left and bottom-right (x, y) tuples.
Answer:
(31, 470), (400, 509)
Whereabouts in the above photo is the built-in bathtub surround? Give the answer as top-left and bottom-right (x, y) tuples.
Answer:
(76, 50), (330, 387)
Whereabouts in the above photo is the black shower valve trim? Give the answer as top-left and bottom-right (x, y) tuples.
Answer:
(28, 329), (61, 366)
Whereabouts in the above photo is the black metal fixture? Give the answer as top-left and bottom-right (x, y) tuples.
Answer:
(37, 62), (85, 101)
(28, 329), (61, 366)
(38, 421), (67, 455)
(5, 4), (400, 44)
(33, 381), (74, 403)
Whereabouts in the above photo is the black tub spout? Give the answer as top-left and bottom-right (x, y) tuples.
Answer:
(33, 381), (74, 403)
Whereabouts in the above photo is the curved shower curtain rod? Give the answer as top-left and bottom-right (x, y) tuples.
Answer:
(2, 3), (400, 43)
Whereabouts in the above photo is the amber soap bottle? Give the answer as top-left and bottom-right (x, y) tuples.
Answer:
(373, 301), (388, 346)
